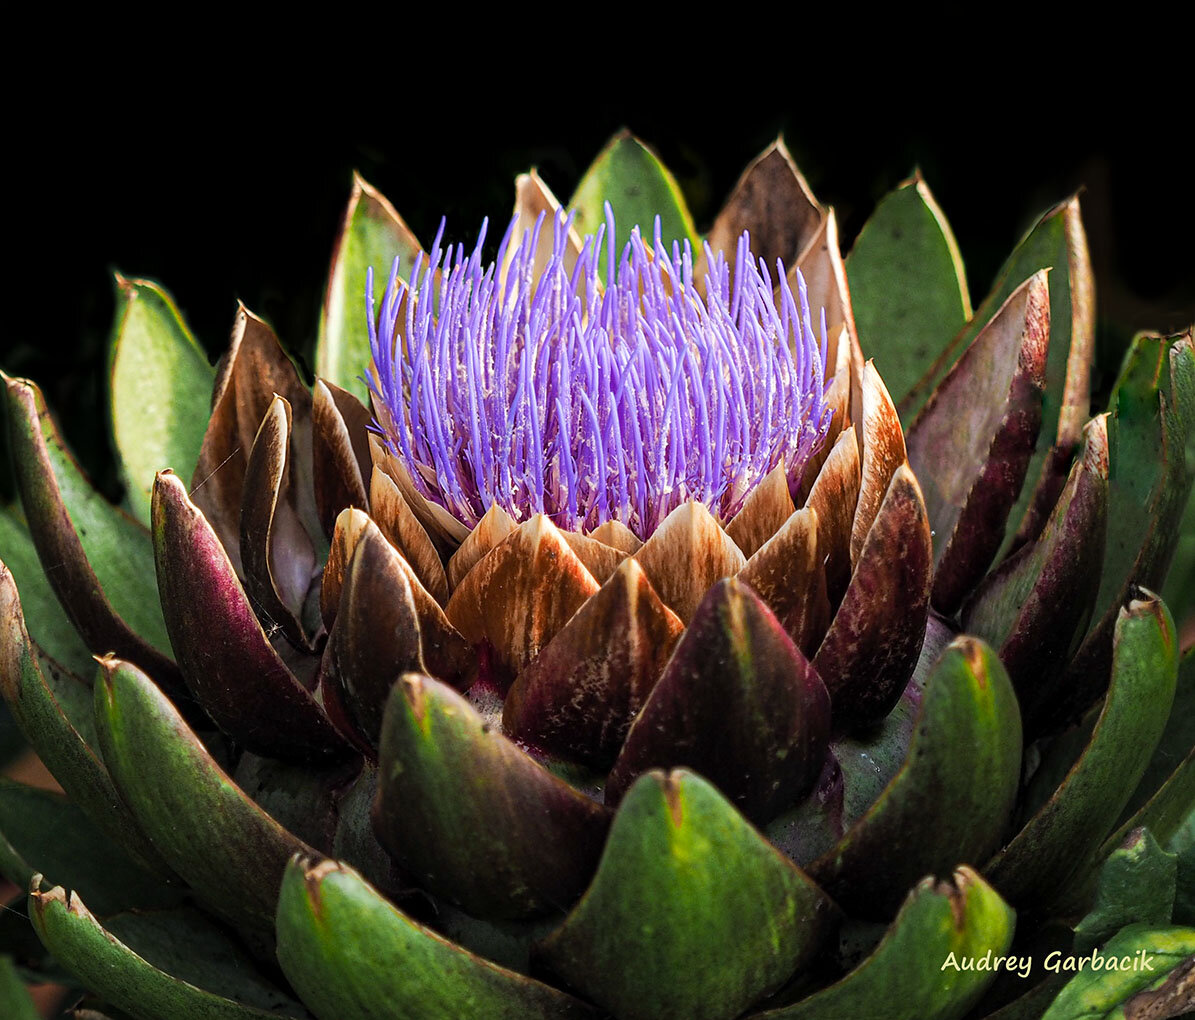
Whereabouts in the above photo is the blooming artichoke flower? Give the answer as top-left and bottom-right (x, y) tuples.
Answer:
(1, 133), (1193, 1020)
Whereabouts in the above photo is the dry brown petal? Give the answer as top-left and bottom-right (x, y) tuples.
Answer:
(447, 501), (518, 591)
(240, 395), (316, 650)
(805, 428), (862, 608)
(632, 501), (747, 624)
(561, 531), (628, 585)
(499, 169), (584, 290)
(503, 558), (683, 768)
(321, 508), (372, 631)
(850, 362), (908, 567)
(589, 519), (643, 554)
(726, 463), (797, 560)
(191, 305), (311, 572)
(369, 465), (449, 606)
(445, 515), (601, 687)
(367, 430), (471, 552)
(739, 507), (830, 657)
(705, 137), (825, 277)
(312, 379), (371, 538)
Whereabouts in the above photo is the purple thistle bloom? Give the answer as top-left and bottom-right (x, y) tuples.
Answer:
(367, 205), (833, 540)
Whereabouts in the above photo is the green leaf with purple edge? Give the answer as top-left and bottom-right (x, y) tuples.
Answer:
(568, 131), (699, 280)
(985, 595), (1178, 910)
(3, 375), (175, 672)
(538, 769), (837, 1020)
(29, 881), (306, 1020)
(92, 656), (315, 934)
(755, 867), (1014, 1020)
(0, 564), (174, 878)
(108, 276), (214, 528)
(1057, 330), (1195, 724)
(275, 857), (597, 1020)
(902, 198), (1095, 566)
(150, 469), (351, 763)
(604, 577), (830, 824)
(962, 415), (1108, 729)
(807, 636), (1021, 919)
(845, 173), (972, 418)
(317, 173), (423, 406)
(905, 271), (1049, 615)
(373, 672), (611, 920)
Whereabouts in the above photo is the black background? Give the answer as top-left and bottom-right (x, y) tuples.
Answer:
(5, 50), (1192, 502)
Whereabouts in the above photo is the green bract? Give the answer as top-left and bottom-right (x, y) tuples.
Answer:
(1, 133), (1193, 1020)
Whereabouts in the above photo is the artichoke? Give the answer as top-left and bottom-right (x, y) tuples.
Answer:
(1, 132), (1194, 1020)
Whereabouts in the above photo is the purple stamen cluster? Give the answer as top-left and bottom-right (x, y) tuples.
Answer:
(367, 206), (832, 540)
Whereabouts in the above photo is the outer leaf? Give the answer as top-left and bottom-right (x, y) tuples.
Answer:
(1049, 649), (1195, 916)
(845, 173), (971, 415)
(3, 375), (178, 686)
(808, 636), (1022, 918)
(539, 770), (837, 1020)
(1121, 646), (1195, 828)
(0, 780), (180, 916)
(373, 673), (611, 920)
(813, 462), (932, 725)
(151, 470), (350, 762)
(108, 275), (214, 527)
(1161, 484), (1194, 628)
(1096, 332), (1194, 630)
(605, 578), (829, 823)
(317, 173), (422, 405)
(0, 507), (93, 677)
(1040, 924), (1195, 1020)
(0, 564), (172, 876)
(1073, 828), (1176, 954)
(29, 882), (304, 1020)
(1061, 331), (1195, 720)
(703, 137), (823, 280)
(757, 867), (1014, 1020)
(504, 557), (684, 768)
(0, 955), (38, 1020)
(1170, 811), (1195, 925)
(275, 857), (596, 1020)
(568, 131), (699, 279)
(902, 199), (1095, 564)
(986, 594), (1178, 908)
(905, 271), (1049, 614)
(93, 656), (315, 933)
(189, 305), (312, 572)
(962, 414), (1109, 727)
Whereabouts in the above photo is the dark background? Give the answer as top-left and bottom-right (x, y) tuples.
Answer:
(5, 70), (1193, 502)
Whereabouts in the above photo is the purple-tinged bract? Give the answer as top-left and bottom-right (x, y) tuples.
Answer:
(368, 206), (833, 539)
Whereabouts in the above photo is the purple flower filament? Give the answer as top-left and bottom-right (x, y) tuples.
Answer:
(367, 205), (833, 540)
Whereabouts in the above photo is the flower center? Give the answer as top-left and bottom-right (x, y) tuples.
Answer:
(368, 207), (832, 540)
